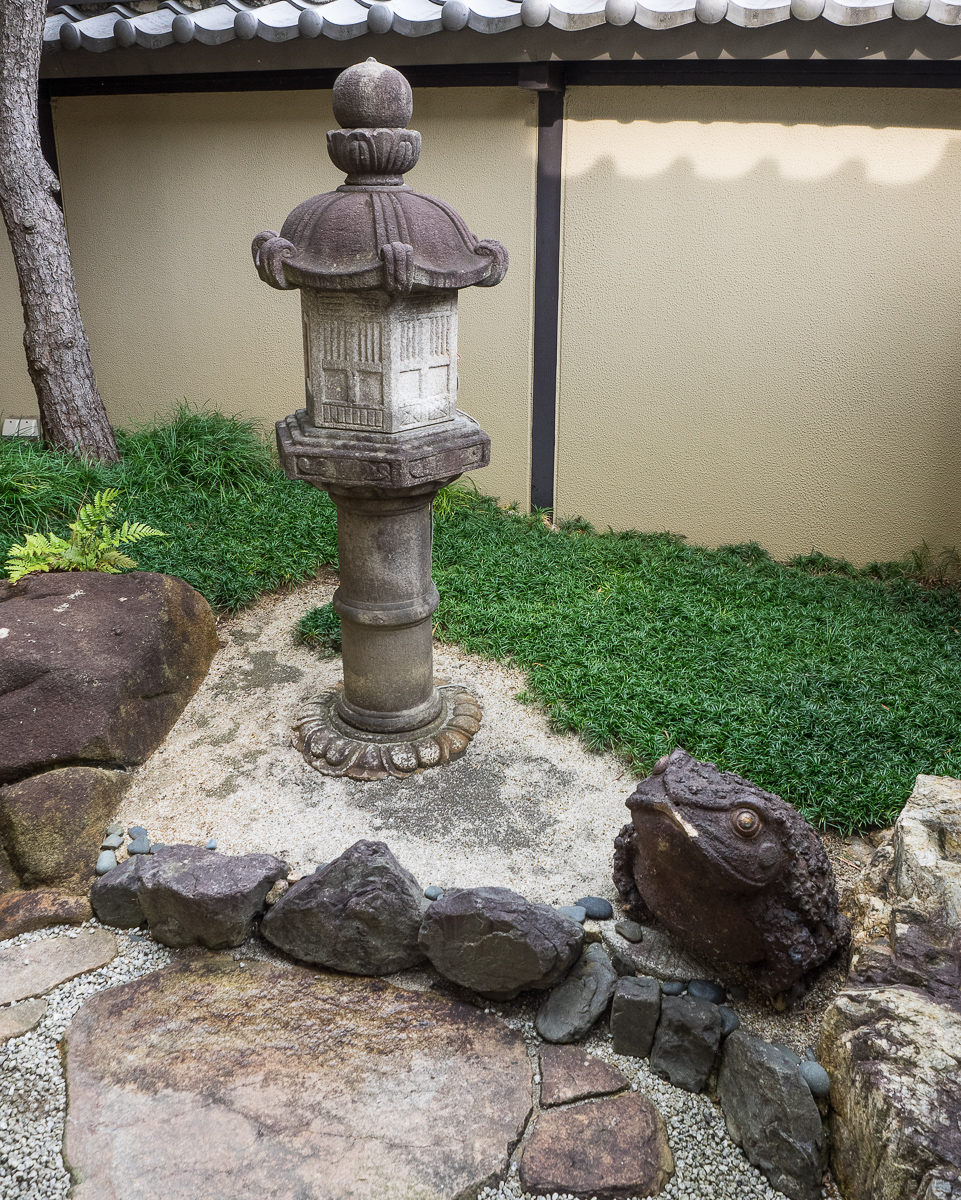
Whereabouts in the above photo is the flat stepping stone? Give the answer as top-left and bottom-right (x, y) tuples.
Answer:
(603, 923), (711, 985)
(63, 958), (533, 1200)
(0, 929), (116, 1005)
(0, 889), (91, 941)
(519, 1092), (674, 1199)
(0, 998), (47, 1044)
(539, 1044), (629, 1106)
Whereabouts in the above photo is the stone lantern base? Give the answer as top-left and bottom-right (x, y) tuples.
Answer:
(292, 682), (482, 781)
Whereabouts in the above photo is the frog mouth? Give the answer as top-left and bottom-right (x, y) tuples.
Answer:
(648, 797), (700, 841)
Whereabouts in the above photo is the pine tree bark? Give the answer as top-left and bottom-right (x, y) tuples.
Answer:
(0, 0), (119, 462)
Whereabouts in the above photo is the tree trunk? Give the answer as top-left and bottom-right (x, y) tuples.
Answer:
(0, 0), (119, 462)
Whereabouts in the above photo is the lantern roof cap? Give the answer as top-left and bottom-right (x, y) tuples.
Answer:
(252, 59), (507, 296)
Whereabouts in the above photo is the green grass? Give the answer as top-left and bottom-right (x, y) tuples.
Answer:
(0, 406), (338, 611)
(4, 409), (960, 831)
(427, 495), (961, 832)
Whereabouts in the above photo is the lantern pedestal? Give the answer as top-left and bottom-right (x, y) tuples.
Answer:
(278, 408), (489, 781)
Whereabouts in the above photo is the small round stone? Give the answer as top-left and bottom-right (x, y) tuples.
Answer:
(614, 919), (644, 943)
(424, 885), (443, 901)
(128, 825), (148, 840)
(575, 896), (614, 920)
(555, 905), (587, 924)
(799, 1060), (831, 1098)
(151, 843), (166, 852)
(128, 835), (150, 855)
(661, 980), (687, 996)
(688, 979), (727, 1005)
(718, 1006), (740, 1037)
(100, 833), (123, 851)
(95, 850), (117, 875)
(106, 822), (124, 836)
(332, 58), (413, 131)
(206, 838), (218, 850)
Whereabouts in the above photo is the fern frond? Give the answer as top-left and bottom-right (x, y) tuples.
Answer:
(97, 551), (138, 571)
(115, 521), (166, 544)
(5, 488), (167, 582)
(5, 532), (70, 583)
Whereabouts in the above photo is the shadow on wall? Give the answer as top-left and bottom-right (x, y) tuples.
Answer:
(556, 86), (961, 563)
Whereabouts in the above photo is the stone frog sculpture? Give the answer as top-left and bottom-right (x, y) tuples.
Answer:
(613, 748), (849, 1001)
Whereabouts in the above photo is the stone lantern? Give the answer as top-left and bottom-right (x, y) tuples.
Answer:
(252, 58), (507, 782)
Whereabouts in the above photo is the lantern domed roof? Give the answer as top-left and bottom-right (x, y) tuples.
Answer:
(252, 59), (507, 296)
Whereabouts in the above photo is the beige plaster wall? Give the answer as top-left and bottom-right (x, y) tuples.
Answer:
(48, 87), (536, 508)
(0, 239), (38, 422)
(558, 87), (961, 563)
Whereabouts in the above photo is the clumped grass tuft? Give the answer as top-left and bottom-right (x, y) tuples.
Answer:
(0, 404), (338, 611)
(295, 602), (342, 655)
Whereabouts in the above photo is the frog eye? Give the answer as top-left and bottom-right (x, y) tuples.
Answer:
(732, 809), (761, 838)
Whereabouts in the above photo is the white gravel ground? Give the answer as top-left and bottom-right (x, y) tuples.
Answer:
(1, 579), (850, 1200)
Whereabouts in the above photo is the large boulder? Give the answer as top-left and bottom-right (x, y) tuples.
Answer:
(62, 958), (533, 1200)
(718, 1030), (826, 1200)
(0, 571), (219, 784)
(261, 840), (428, 975)
(0, 766), (128, 892)
(535, 943), (618, 1043)
(820, 774), (961, 1200)
(137, 845), (288, 949)
(843, 774), (961, 1003)
(820, 987), (961, 1200)
(419, 886), (584, 1001)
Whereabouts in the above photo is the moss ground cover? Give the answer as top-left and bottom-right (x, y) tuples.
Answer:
(429, 496), (961, 831)
(3, 409), (959, 831)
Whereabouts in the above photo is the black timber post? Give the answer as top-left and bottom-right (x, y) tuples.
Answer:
(37, 81), (60, 180)
(520, 64), (565, 515)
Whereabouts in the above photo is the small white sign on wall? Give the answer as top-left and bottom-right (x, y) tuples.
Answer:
(1, 418), (39, 438)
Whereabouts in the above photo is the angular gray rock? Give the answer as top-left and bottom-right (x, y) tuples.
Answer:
(261, 840), (428, 974)
(90, 855), (146, 929)
(63, 958), (533, 1200)
(419, 886), (584, 1001)
(535, 943), (617, 1043)
(917, 1168), (961, 1200)
(649, 995), (722, 1093)
(138, 845), (287, 950)
(0, 572), (219, 783)
(718, 1030), (826, 1200)
(611, 974), (661, 1058)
